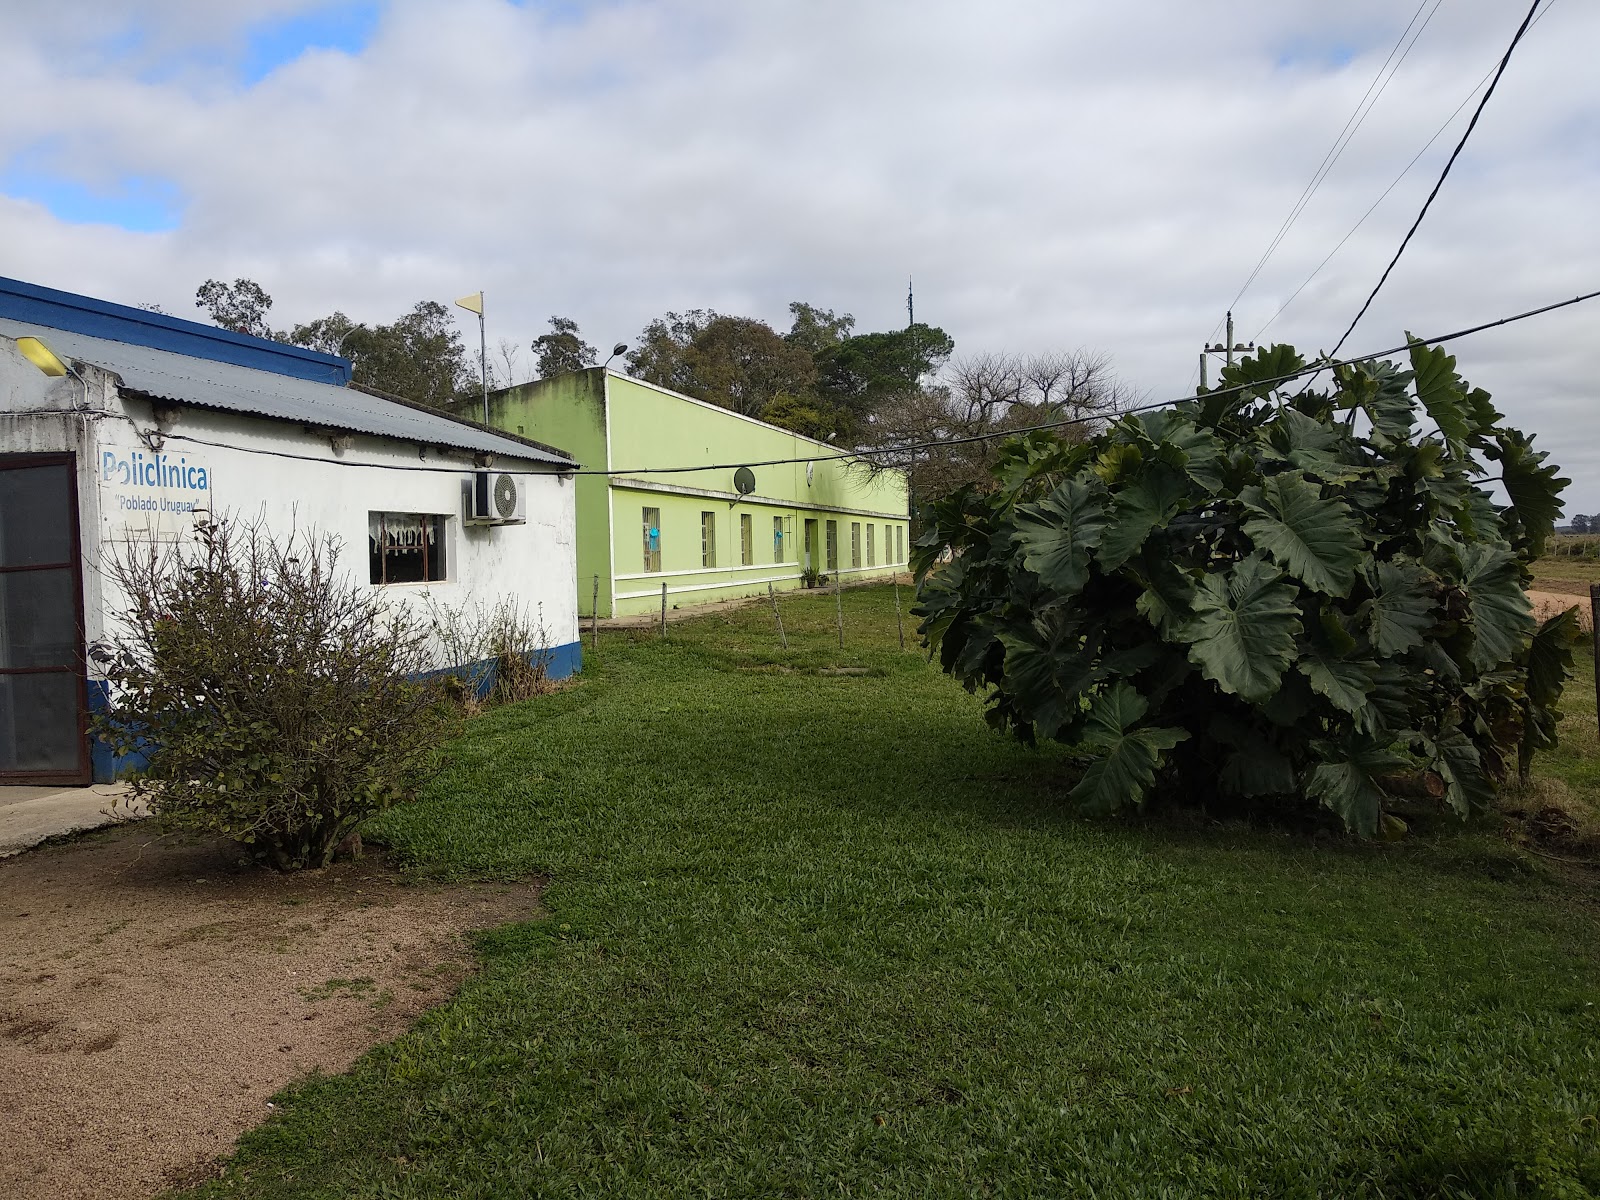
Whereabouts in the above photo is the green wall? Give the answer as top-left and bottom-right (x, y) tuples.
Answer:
(480, 369), (910, 617)
(479, 370), (613, 615)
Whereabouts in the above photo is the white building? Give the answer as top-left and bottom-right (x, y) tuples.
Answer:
(0, 275), (580, 786)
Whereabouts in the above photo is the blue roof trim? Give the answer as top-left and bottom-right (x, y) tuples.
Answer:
(0, 275), (352, 386)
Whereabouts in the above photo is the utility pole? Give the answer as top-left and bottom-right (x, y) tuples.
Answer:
(1198, 311), (1254, 389)
(907, 277), (914, 329)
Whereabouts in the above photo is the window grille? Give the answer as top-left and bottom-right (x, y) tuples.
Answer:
(701, 511), (717, 568)
(368, 513), (447, 585)
(642, 507), (661, 572)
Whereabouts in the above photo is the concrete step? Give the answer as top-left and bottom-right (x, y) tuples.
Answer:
(0, 784), (146, 858)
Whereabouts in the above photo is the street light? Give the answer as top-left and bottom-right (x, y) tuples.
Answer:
(602, 342), (627, 370)
(17, 336), (67, 376)
(15, 335), (89, 410)
(335, 323), (367, 357)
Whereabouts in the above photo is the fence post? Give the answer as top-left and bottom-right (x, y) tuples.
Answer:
(834, 570), (844, 650)
(660, 580), (668, 637)
(768, 582), (788, 650)
(1590, 584), (1600, 735)
(591, 574), (600, 651)
(893, 574), (905, 651)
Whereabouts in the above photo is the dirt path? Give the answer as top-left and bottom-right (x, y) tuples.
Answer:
(0, 823), (542, 1199)
(1529, 589), (1591, 631)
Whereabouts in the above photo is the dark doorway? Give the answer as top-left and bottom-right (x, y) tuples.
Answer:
(0, 454), (90, 785)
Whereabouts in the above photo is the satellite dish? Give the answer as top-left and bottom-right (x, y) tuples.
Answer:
(733, 466), (756, 495)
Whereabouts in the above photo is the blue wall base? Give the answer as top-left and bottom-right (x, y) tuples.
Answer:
(88, 679), (148, 784)
(87, 642), (582, 784)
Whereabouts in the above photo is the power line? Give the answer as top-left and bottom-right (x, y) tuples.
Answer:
(1253, 0), (1561, 341)
(1189, 4), (1439, 387)
(1254, 83), (1485, 341)
(578, 287), (1599, 477)
(1228, 0), (1444, 314)
(1326, 0), (1545, 359)
(145, 287), (1600, 481)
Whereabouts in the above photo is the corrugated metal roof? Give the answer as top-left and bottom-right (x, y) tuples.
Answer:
(0, 274), (353, 385)
(0, 318), (576, 468)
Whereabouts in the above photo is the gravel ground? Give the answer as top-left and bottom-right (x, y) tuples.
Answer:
(0, 822), (542, 1199)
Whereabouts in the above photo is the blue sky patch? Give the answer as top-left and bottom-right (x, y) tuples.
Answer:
(0, 151), (183, 233)
(510, 0), (603, 28)
(1275, 40), (1358, 71)
(241, 2), (381, 84)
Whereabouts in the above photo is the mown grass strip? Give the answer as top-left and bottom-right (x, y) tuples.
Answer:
(184, 586), (1600, 1199)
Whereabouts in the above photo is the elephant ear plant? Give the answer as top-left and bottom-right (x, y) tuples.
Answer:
(912, 340), (1580, 835)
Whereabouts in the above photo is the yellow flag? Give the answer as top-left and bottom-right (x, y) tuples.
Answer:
(454, 292), (484, 316)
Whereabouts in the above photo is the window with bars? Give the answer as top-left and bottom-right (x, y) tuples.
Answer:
(896, 525), (904, 564)
(850, 522), (861, 568)
(701, 511), (717, 568)
(368, 513), (447, 585)
(642, 507), (661, 572)
(773, 516), (786, 562)
(866, 523), (875, 566)
(740, 513), (753, 565)
(825, 520), (838, 570)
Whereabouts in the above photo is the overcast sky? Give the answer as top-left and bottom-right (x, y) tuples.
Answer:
(4, 0), (1596, 507)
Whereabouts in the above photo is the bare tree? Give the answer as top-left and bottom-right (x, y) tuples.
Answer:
(945, 352), (1024, 424)
(497, 338), (525, 389)
(853, 350), (1136, 514)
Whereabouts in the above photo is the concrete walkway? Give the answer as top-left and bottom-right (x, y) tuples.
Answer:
(0, 784), (146, 859)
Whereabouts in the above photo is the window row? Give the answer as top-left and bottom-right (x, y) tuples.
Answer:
(639, 508), (906, 572)
(828, 518), (906, 571)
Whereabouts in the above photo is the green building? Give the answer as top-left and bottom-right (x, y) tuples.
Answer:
(475, 368), (910, 617)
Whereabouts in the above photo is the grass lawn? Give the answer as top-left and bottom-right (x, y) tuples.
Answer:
(185, 585), (1600, 1199)
(1532, 552), (1600, 591)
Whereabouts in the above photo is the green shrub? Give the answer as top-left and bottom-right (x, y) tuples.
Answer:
(93, 517), (450, 869)
(912, 340), (1581, 834)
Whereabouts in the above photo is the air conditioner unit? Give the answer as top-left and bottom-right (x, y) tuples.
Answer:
(466, 470), (526, 526)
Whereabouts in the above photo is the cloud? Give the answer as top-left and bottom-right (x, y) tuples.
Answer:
(240, 2), (381, 85)
(2, 0), (1597, 506)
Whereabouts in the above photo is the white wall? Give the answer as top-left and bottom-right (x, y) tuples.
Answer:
(91, 396), (581, 665)
(0, 347), (580, 671)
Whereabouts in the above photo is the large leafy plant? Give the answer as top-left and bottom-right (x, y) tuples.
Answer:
(912, 341), (1578, 834)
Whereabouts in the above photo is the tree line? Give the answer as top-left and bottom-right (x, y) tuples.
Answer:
(191, 278), (1131, 501)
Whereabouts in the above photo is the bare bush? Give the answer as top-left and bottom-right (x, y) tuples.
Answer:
(91, 517), (449, 870)
(423, 596), (557, 709)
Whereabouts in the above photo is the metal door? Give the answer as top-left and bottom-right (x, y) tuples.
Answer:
(804, 519), (818, 572)
(0, 454), (91, 785)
